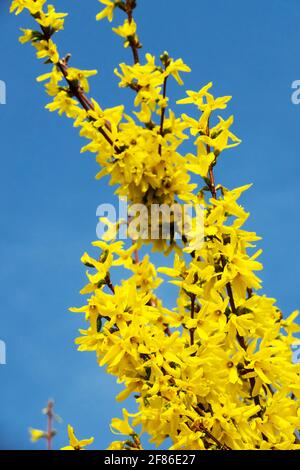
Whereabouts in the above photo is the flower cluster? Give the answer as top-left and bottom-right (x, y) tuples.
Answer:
(11, 0), (300, 450)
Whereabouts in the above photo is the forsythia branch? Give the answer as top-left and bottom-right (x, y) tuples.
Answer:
(11, 0), (300, 451)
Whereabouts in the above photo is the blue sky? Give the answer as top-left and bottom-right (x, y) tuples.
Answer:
(1, 0), (300, 450)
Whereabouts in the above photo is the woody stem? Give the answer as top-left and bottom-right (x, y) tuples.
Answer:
(158, 76), (168, 155)
(125, 0), (140, 64)
(190, 294), (196, 346)
(46, 400), (54, 451)
(38, 23), (119, 152)
(205, 127), (260, 408)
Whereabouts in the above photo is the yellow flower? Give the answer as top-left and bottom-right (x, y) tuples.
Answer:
(178, 82), (231, 111)
(186, 151), (216, 178)
(61, 425), (94, 450)
(46, 91), (81, 118)
(66, 68), (98, 93)
(29, 428), (46, 442)
(107, 440), (126, 449)
(165, 59), (191, 85)
(110, 409), (137, 436)
(10, 0), (46, 15)
(36, 5), (68, 32)
(112, 19), (137, 47)
(34, 39), (59, 64)
(36, 66), (64, 96)
(177, 82), (214, 106)
(19, 28), (34, 44)
(96, 0), (116, 22)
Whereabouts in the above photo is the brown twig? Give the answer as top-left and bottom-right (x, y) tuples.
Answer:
(46, 400), (54, 451)
(133, 245), (139, 264)
(105, 274), (115, 294)
(38, 23), (120, 154)
(189, 408), (231, 450)
(205, 123), (261, 410)
(189, 293), (196, 346)
(164, 325), (172, 336)
(57, 59), (116, 149)
(158, 75), (168, 155)
(198, 423), (231, 450)
(205, 121), (217, 198)
(125, 0), (140, 64)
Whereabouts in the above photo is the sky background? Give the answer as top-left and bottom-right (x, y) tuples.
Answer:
(1, 0), (300, 450)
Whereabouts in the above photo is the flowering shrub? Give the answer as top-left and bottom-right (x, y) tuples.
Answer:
(10, 0), (300, 450)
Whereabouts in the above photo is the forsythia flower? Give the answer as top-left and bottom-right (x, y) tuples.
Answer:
(110, 408), (137, 436)
(10, 0), (46, 15)
(165, 58), (191, 86)
(34, 39), (59, 64)
(19, 28), (35, 44)
(113, 19), (137, 48)
(36, 5), (68, 32)
(29, 428), (46, 442)
(113, 18), (137, 39)
(46, 91), (81, 118)
(96, 0), (116, 22)
(66, 68), (98, 93)
(61, 425), (94, 450)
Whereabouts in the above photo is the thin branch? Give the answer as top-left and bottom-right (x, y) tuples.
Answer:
(46, 400), (54, 451)
(105, 274), (115, 294)
(205, 121), (217, 198)
(198, 423), (231, 450)
(205, 122), (262, 411)
(189, 408), (231, 450)
(189, 293), (196, 346)
(158, 75), (168, 155)
(133, 245), (139, 264)
(125, 0), (140, 64)
(38, 23), (120, 153)
(57, 59), (116, 149)
(164, 325), (172, 337)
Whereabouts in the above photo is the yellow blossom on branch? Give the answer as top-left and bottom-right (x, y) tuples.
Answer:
(96, 0), (116, 22)
(29, 428), (46, 443)
(61, 425), (94, 450)
(10, 0), (300, 451)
